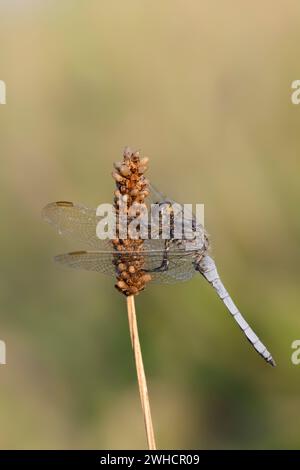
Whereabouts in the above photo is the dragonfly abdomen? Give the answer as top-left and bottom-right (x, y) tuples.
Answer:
(195, 255), (276, 367)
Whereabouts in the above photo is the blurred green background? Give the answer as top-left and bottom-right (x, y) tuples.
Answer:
(0, 0), (300, 449)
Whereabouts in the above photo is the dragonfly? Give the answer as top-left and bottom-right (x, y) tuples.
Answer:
(42, 184), (276, 367)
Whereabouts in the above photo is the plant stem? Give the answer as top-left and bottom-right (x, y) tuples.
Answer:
(126, 295), (156, 450)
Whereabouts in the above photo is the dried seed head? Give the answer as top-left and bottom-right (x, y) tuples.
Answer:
(128, 286), (139, 295)
(132, 150), (140, 161)
(140, 157), (149, 166)
(141, 274), (152, 283)
(120, 165), (131, 177)
(112, 171), (124, 183)
(118, 263), (127, 272)
(123, 146), (132, 158)
(114, 161), (122, 170)
(138, 165), (147, 174)
(130, 188), (139, 197)
(117, 280), (127, 290)
(112, 147), (152, 296)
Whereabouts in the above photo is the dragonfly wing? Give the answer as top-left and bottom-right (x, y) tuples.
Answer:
(148, 251), (197, 284)
(148, 183), (169, 204)
(55, 251), (116, 275)
(42, 201), (112, 250)
(196, 255), (276, 367)
(54, 249), (197, 284)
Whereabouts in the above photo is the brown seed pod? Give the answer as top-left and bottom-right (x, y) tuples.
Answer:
(141, 274), (152, 283)
(129, 286), (139, 295)
(123, 146), (132, 158)
(120, 165), (131, 177)
(112, 148), (152, 296)
(138, 165), (148, 174)
(112, 171), (124, 183)
(130, 188), (139, 197)
(117, 280), (128, 290)
(118, 263), (127, 272)
(140, 157), (149, 166)
(114, 161), (122, 170)
(131, 150), (140, 161)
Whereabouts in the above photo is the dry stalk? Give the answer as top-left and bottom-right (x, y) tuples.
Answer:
(127, 295), (156, 450)
(112, 147), (156, 449)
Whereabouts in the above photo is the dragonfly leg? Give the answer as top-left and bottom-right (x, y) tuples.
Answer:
(145, 240), (170, 273)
